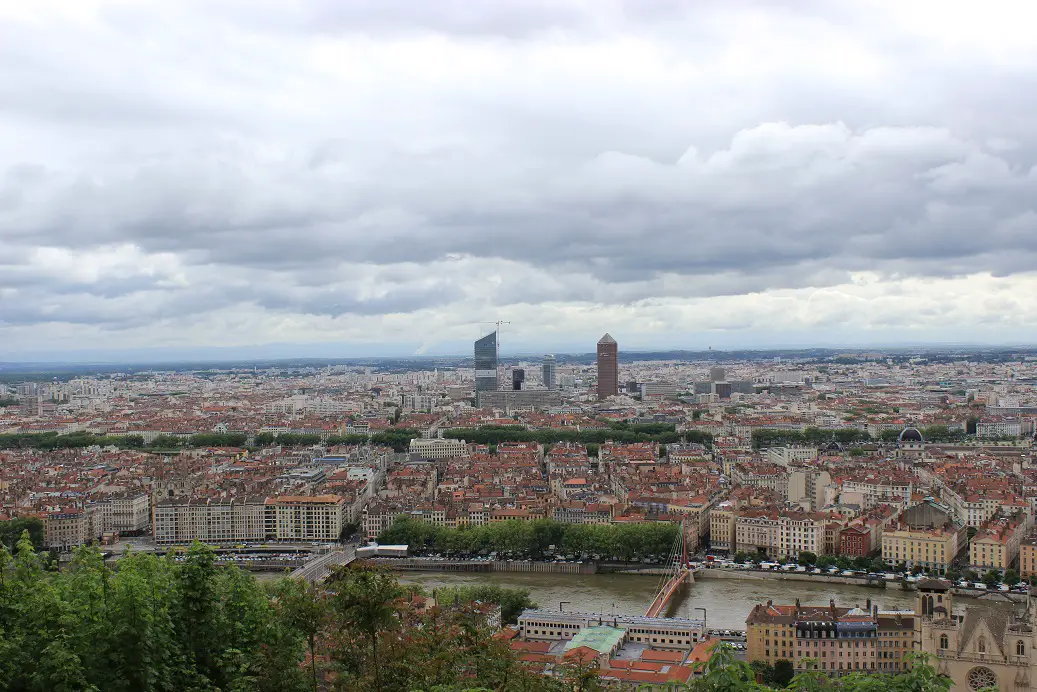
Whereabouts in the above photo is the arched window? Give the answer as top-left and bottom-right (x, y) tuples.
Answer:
(978, 636), (986, 654)
(940, 634), (948, 650)
(1018, 640), (1026, 656)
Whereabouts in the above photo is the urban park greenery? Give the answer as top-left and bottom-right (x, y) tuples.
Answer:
(440, 423), (713, 448)
(378, 516), (681, 562)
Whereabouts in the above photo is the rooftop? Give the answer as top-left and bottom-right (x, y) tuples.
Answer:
(563, 626), (626, 654)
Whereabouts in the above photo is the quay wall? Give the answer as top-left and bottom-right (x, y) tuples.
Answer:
(375, 558), (595, 575)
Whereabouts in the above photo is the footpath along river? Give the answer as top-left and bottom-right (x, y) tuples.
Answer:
(399, 571), (921, 630)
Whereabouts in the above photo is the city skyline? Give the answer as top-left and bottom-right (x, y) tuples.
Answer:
(3, 2), (1037, 357)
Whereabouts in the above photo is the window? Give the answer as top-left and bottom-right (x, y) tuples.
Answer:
(939, 635), (948, 650)
(1018, 640), (1026, 657)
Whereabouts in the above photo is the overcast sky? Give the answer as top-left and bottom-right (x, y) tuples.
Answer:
(2, 1), (1037, 360)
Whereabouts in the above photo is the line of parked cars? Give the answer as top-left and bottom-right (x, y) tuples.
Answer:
(689, 558), (1031, 594)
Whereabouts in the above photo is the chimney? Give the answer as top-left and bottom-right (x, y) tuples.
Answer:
(866, 598), (872, 611)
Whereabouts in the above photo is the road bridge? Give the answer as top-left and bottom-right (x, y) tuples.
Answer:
(290, 547), (356, 583)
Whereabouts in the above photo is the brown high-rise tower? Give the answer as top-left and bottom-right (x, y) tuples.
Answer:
(596, 333), (618, 400)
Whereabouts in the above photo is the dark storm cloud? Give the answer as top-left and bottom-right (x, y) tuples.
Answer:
(8, 124), (1035, 288)
(1, 0), (1037, 350)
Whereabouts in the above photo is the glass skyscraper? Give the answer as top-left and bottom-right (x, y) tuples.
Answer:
(474, 331), (498, 397)
(542, 354), (557, 390)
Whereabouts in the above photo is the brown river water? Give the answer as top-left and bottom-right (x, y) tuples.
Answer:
(398, 571), (921, 630)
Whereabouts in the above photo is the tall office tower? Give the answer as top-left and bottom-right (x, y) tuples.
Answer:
(542, 354), (557, 390)
(474, 331), (499, 397)
(710, 366), (726, 383)
(512, 368), (525, 391)
(596, 333), (619, 400)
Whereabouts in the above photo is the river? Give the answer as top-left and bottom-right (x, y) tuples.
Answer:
(399, 572), (921, 630)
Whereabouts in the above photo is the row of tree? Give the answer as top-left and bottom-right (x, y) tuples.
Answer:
(749, 425), (968, 450)
(0, 428), (422, 453)
(440, 424), (713, 448)
(378, 517), (680, 562)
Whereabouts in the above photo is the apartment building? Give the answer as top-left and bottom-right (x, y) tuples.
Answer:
(881, 502), (966, 573)
(731, 462), (789, 498)
(109, 491), (151, 533)
(709, 501), (736, 553)
(778, 511), (825, 560)
(1020, 534), (1037, 579)
(44, 509), (90, 551)
(273, 495), (347, 541)
(976, 419), (1025, 438)
(746, 599), (915, 674)
(408, 437), (468, 460)
(552, 502), (613, 524)
(787, 468), (831, 511)
(764, 446), (818, 468)
(735, 509), (781, 558)
(152, 497), (268, 545)
(969, 511), (1031, 572)
(942, 486), (1030, 528)
(839, 474), (912, 510)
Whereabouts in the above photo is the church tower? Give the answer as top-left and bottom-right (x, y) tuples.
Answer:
(916, 577), (953, 622)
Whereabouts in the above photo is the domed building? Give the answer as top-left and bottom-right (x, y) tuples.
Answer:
(897, 426), (926, 459)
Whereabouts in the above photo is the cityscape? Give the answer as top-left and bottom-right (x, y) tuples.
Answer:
(3, 0), (1037, 690)
(5, 336), (1037, 689)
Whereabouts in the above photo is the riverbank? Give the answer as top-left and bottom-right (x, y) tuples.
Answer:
(696, 568), (879, 587)
(373, 557), (595, 574)
(398, 570), (921, 630)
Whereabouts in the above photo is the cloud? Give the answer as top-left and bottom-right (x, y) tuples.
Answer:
(1, 0), (1037, 357)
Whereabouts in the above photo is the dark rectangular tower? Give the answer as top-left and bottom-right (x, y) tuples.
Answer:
(596, 333), (618, 400)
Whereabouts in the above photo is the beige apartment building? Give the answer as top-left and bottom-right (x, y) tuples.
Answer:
(153, 497), (268, 545)
(735, 509), (781, 558)
(881, 501), (966, 573)
(44, 509), (90, 551)
(273, 495), (347, 541)
(152, 494), (347, 544)
(970, 511), (1031, 572)
(746, 598), (915, 674)
(408, 437), (468, 460)
(710, 502), (736, 553)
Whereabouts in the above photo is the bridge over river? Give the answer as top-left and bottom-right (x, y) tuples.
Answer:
(289, 547), (356, 583)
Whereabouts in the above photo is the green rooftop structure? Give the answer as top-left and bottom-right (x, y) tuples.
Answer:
(563, 625), (626, 655)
